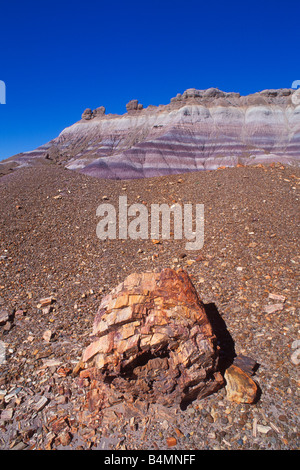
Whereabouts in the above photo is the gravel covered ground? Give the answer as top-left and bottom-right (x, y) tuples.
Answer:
(0, 163), (299, 450)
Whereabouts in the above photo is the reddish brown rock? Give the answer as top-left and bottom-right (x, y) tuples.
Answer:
(38, 297), (54, 308)
(224, 364), (258, 404)
(42, 329), (53, 342)
(58, 429), (72, 446)
(82, 268), (224, 407)
(166, 436), (177, 447)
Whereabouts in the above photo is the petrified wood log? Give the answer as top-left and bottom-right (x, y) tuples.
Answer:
(82, 268), (224, 407)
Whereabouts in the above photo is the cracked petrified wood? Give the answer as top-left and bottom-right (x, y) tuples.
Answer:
(82, 268), (224, 407)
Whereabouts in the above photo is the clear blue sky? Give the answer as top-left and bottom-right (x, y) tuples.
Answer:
(0, 0), (299, 160)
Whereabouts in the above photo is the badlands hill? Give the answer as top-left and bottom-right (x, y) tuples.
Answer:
(1, 87), (300, 179)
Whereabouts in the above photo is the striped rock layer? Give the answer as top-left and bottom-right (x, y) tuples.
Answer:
(82, 268), (224, 407)
(3, 87), (300, 179)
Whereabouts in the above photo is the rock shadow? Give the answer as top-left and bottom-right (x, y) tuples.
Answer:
(180, 303), (236, 410)
(204, 302), (236, 375)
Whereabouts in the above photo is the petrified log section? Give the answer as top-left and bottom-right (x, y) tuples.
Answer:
(82, 268), (224, 407)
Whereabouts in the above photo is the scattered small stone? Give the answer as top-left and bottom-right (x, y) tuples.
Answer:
(166, 436), (177, 447)
(263, 304), (284, 314)
(290, 349), (300, 365)
(233, 355), (258, 376)
(15, 309), (24, 318)
(257, 424), (272, 434)
(268, 293), (286, 302)
(0, 309), (10, 325)
(252, 417), (258, 437)
(42, 329), (53, 342)
(269, 422), (281, 434)
(0, 340), (6, 365)
(58, 430), (72, 446)
(34, 396), (49, 412)
(174, 427), (184, 438)
(248, 241), (257, 248)
(4, 387), (22, 403)
(42, 305), (52, 315)
(291, 339), (300, 349)
(37, 297), (54, 308)
(71, 359), (84, 377)
(206, 414), (214, 423)
(186, 259), (196, 265)
(10, 441), (27, 450)
(1, 408), (13, 421)
(42, 358), (62, 368)
(57, 366), (72, 377)
(161, 419), (169, 430)
(56, 395), (67, 405)
(50, 416), (69, 434)
(3, 321), (12, 331)
(220, 416), (229, 425)
(44, 432), (56, 450)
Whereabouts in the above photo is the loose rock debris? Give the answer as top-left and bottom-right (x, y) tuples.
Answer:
(0, 164), (299, 450)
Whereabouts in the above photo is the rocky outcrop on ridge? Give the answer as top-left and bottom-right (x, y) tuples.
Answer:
(1, 87), (300, 179)
(81, 106), (106, 120)
(126, 99), (143, 112)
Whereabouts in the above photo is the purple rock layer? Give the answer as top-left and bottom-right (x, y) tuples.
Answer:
(2, 87), (299, 179)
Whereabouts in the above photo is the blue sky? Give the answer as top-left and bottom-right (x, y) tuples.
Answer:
(0, 0), (299, 160)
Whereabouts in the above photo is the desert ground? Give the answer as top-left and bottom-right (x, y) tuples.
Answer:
(0, 162), (299, 450)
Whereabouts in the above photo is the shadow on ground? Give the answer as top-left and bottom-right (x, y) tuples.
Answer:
(204, 302), (236, 374)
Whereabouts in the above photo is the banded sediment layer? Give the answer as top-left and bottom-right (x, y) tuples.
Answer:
(2, 87), (300, 179)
